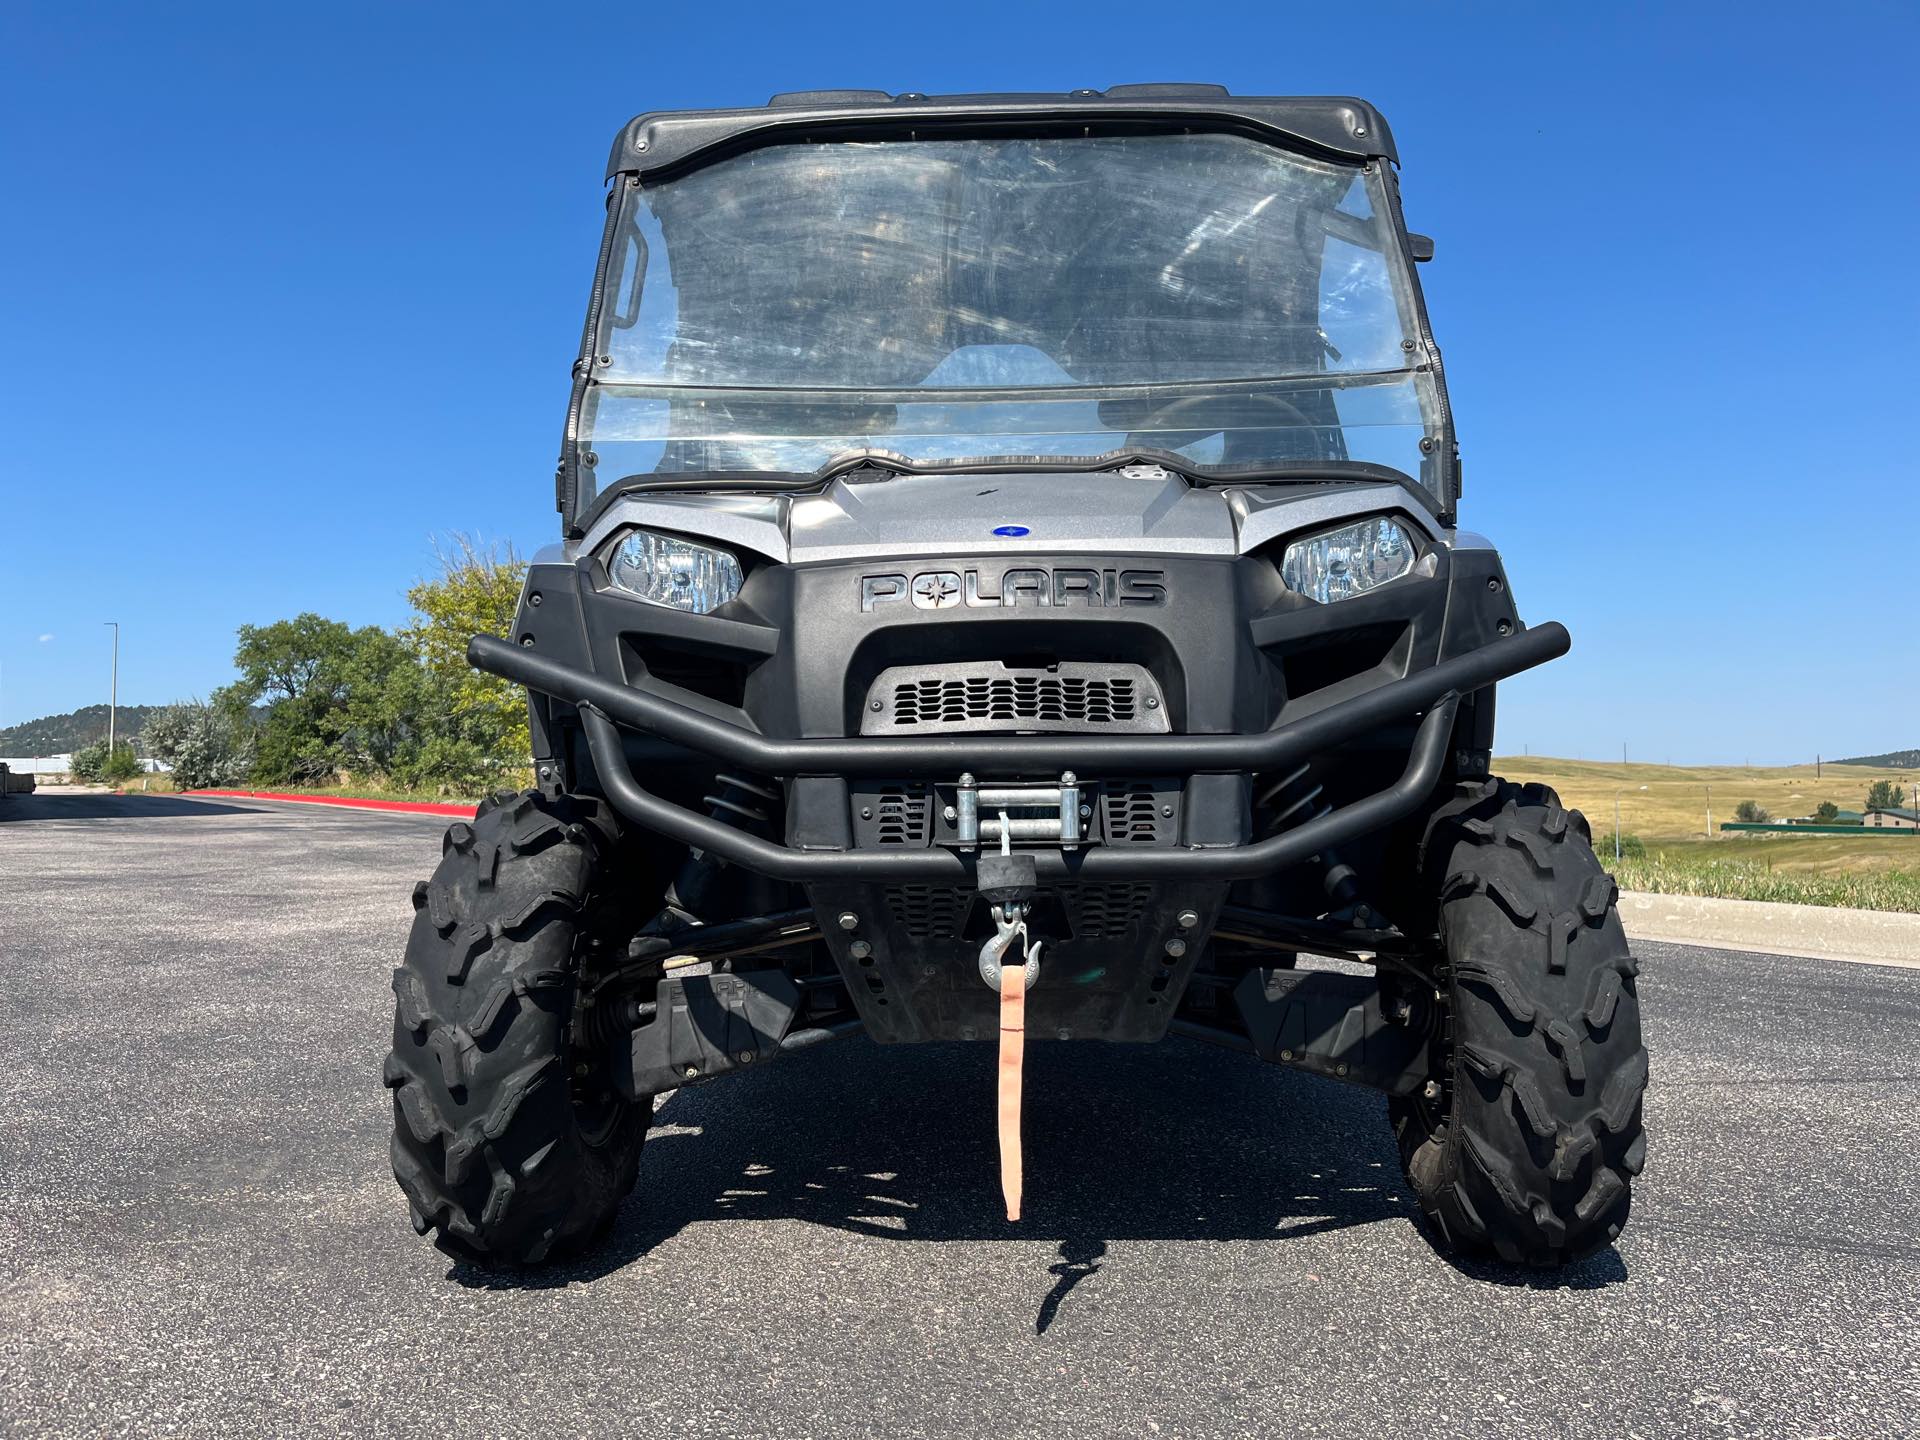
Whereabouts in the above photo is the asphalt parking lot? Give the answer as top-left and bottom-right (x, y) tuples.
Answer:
(2, 793), (1917, 1438)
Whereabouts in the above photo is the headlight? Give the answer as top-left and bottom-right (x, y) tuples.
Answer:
(606, 529), (744, 614)
(1280, 516), (1416, 604)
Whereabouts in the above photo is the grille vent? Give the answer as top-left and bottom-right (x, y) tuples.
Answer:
(884, 886), (968, 940)
(882, 884), (1156, 942)
(863, 661), (1167, 735)
(1062, 884), (1155, 939)
(893, 674), (1136, 727)
(1102, 783), (1165, 844)
(873, 789), (930, 846)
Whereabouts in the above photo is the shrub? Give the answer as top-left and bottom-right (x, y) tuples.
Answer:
(99, 744), (144, 782)
(1593, 831), (1646, 862)
(67, 740), (109, 781)
(1734, 800), (1772, 823)
(1813, 801), (1841, 823)
(144, 696), (257, 790)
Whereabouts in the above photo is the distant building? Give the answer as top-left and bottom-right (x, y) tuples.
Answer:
(1787, 809), (1863, 826)
(0, 755), (74, 775)
(0, 755), (171, 777)
(1863, 806), (1920, 830)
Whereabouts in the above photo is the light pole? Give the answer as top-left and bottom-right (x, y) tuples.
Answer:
(103, 622), (119, 753)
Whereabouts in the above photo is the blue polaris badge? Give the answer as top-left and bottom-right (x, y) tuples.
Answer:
(992, 525), (1030, 537)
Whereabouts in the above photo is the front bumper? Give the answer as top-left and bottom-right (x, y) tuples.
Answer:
(468, 619), (1566, 884)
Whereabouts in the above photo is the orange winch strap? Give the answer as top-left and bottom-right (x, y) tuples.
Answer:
(997, 960), (1026, 1222)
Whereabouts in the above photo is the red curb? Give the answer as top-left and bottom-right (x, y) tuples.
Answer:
(182, 789), (477, 817)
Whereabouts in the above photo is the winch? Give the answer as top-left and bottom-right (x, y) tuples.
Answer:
(954, 771), (1083, 848)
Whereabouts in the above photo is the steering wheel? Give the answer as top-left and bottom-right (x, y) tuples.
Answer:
(1120, 389), (1326, 461)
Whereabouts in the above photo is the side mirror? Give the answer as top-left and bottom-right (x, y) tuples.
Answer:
(1407, 233), (1435, 263)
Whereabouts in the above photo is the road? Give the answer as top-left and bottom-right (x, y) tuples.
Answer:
(2, 793), (1917, 1438)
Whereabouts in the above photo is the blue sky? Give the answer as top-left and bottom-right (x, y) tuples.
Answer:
(1, 1), (1914, 763)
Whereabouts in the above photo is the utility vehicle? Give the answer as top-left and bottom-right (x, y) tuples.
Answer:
(386, 86), (1647, 1269)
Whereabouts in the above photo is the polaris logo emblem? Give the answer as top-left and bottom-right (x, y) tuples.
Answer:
(860, 567), (1167, 611)
(911, 572), (961, 608)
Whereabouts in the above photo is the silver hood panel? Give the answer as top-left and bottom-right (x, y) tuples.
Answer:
(571, 472), (1448, 564)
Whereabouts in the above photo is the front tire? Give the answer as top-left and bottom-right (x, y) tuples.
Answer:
(1392, 778), (1649, 1266)
(383, 790), (647, 1266)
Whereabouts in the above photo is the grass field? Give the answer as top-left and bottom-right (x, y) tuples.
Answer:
(1493, 755), (1919, 841)
(1497, 756), (1920, 912)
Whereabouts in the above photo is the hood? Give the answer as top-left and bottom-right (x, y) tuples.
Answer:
(562, 472), (1444, 566)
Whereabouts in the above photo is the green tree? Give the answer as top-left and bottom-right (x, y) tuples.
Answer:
(1866, 779), (1907, 811)
(337, 627), (428, 779)
(1734, 799), (1771, 823)
(399, 537), (530, 777)
(232, 613), (393, 784)
(145, 694), (257, 790)
(1813, 800), (1840, 823)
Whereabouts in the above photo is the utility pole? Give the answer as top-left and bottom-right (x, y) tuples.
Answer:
(103, 622), (119, 752)
(1706, 784), (1713, 839)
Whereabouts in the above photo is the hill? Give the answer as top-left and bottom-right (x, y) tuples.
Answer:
(1834, 748), (1920, 769)
(0, 704), (162, 757)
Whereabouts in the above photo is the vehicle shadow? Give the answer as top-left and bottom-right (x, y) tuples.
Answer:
(0, 793), (263, 821)
(449, 1034), (1628, 1304)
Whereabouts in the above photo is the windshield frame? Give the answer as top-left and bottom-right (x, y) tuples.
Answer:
(557, 119), (1456, 537)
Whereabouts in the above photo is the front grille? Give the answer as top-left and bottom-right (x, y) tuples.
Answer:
(896, 674), (1136, 727)
(862, 661), (1169, 735)
(881, 883), (1156, 942)
(855, 778), (1178, 848)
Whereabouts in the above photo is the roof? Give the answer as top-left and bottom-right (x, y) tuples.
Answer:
(1866, 806), (1920, 821)
(606, 86), (1396, 181)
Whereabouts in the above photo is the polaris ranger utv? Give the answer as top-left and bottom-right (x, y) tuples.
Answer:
(386, 86), (1647, 1269)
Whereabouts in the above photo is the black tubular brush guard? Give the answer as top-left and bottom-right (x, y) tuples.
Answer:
(467, 620), (1570, 884)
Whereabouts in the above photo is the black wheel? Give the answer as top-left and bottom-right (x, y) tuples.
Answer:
(383, 789), (647, 1266)
(1391, 777), (1649, 1266)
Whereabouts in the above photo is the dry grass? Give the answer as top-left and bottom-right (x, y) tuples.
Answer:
(1494, 756), (1919, 842)
(110, 775), (180, 795)
(1494, 756), (1920, 912)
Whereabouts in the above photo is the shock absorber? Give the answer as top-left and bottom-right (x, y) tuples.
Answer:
(1257, 763), (1362, 911)
(701, 770), (781, 836)
(665, 770), (784, 919)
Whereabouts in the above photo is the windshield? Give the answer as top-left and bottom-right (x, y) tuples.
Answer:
(574, 132), (1443, 501)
